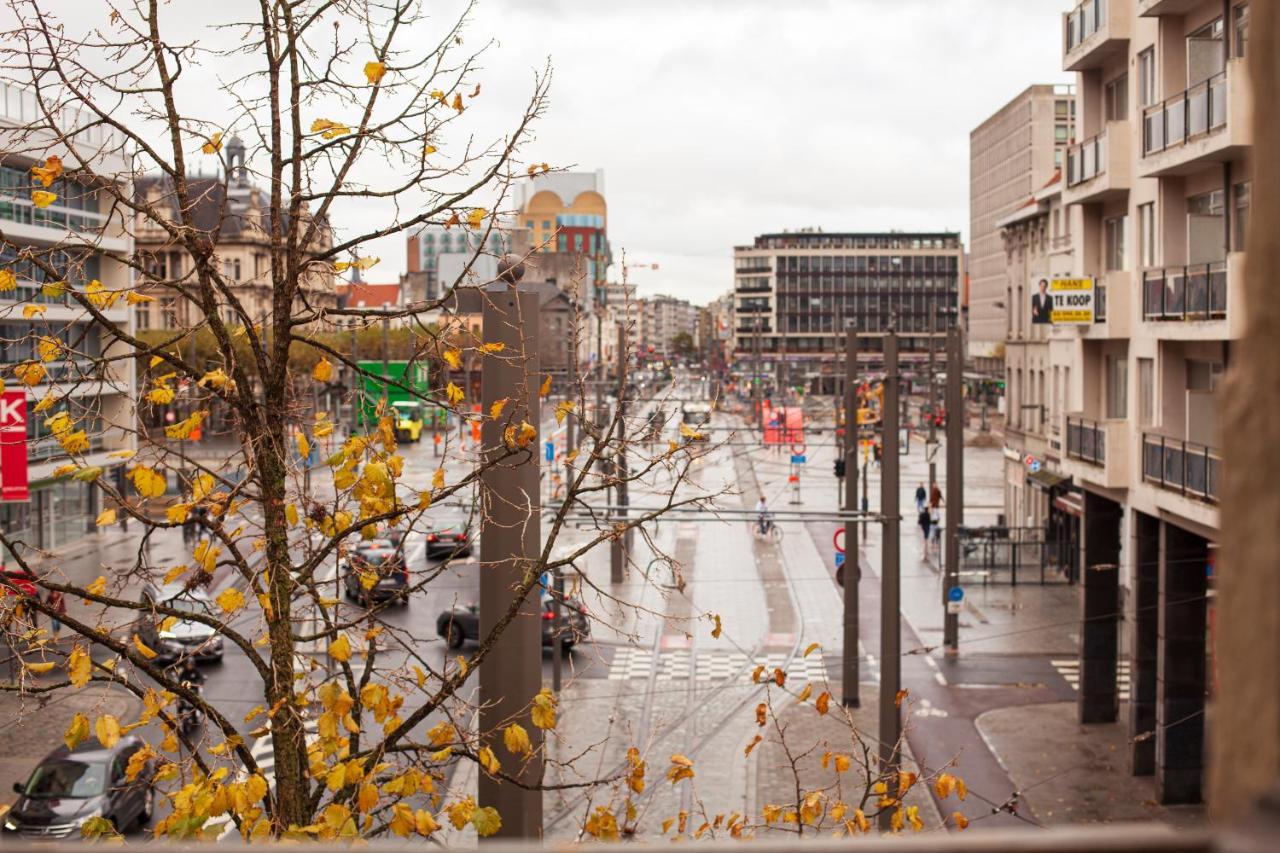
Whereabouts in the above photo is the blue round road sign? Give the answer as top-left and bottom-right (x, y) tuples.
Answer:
(947, 586), (964, 602)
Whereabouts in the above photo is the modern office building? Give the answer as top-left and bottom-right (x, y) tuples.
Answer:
(970, 84), (1077, 374)
(1052, 0), (1249, 807)
(731, 230), (965, 394)
(0, 83), (136, 552)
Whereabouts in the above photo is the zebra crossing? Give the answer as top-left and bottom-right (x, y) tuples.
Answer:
(1051, 658), (1132, 701)
(606, 647), (829, 684)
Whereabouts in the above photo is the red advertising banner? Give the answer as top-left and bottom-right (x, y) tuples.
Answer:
(0, 390), (30, 502)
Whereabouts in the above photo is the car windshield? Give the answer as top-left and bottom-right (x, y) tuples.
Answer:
(23, 760), (107, 799)
(393, 404), (421, 417)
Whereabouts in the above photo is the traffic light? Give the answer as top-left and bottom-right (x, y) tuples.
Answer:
(834, 457), (846, 478)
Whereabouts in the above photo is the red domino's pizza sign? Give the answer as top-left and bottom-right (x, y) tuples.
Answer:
(0, 391), (30, 502)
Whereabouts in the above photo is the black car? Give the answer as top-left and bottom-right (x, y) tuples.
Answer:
(436, 596), (590, 650)
(343, 546), (409, 606)
(425, 525), (472, 560)
(3, 736), (154, 839)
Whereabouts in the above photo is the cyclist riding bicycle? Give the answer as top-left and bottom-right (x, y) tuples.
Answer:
(756, 495), (771, 537)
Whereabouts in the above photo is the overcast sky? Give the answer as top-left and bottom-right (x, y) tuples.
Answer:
(461, 0), (1074, 305)
(36, 0), (1073, 306)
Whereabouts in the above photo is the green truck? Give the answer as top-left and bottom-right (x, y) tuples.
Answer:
(356, 360), (445, 442)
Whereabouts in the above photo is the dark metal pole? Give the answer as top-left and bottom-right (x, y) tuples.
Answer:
(878, 329), (902, 827)
(611, 322), (629, 583)
(944, 326), (964, 652)
(350, 322), (359, 434)
(842, 328), (860, 708)
(478, 275), (543, 840)
(927, 299), (938, 488)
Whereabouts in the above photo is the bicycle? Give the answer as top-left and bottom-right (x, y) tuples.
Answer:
(753, 518), (783, 544)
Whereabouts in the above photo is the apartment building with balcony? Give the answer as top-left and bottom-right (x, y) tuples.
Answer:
(731, 230), (964, 395)
(0, 83), (136, 553)
(1054, 0), (1249, 808)
(970, 84), (1076, 376)
(639, 294), (696, 359)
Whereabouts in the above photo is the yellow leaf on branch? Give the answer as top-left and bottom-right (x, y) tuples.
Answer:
(503, 723), (532, 756)
(296, 431), (310, 459)
(539, 374), (552, 397)
(445, 382), (464, 406)
(132, 635), (158, 660)
(24, 661), (56, 675)
(95, 508), (117, 527)
(37, 336), (61, 362)
(201, 132), (223, 154)
(31, 190), (56, 208)
(94, 714), (121, 747)
(131, 466), (167, 499)
(13, 361), (46, 386)
(64, 713), (90, 750)
(0, 269), (14, 291)
(313, 358), (333, 382)
(466, 208), (486, 229)
(530, 688), (557, 729)
(489, 398), (508, 420)
(30, 155), (63, 187)
(330, 633), (352, 662)
(442, 348), (461, 370)
(364, 61), (387, 84)
(216, 587), (246, 615)
(477, 746), (500, 775)
(310, 118), (352, 139)
(471, 806), (501, 837)
(710, 613), (722, 639)
(67, 645), (91, 687)
(554, 399), (574, 425)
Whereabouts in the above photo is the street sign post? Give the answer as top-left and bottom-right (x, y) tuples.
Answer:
(544, 440), (555, 462)
(790, 454), (806, 465)
(835, 551), (845, 568)
(947, 585), (964, 614)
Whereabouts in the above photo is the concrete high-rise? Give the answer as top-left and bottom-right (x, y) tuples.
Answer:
(970, 84), (1077, 374)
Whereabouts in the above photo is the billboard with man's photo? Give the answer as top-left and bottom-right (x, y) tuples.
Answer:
(1029, 276), (1094, 325)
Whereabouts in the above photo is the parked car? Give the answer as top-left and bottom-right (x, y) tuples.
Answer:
(436, 596), (590, 650)
(3, 736), (154, 838)
(138, 582), (224, 663)
(390, 401), (424, 443)
(424, 525), (471, 560)
(343, 546), (409, 606)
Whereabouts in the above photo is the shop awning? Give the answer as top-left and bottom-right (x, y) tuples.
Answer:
(1027, 468), (1070, 490)
(1053, 491), (1084, 518)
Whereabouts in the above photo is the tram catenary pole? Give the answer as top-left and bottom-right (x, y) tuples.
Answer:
(943, 326), (964, 652)
(878, 328), (902, 830)
(842, 327), (860, 708)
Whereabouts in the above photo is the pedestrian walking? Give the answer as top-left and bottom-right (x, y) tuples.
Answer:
(918, 507), (931, 541)
(915, 483), (927, 513)
(929, 481), (943, 510)
(930, 506), (942, 547)
(46, 589), (66, 640)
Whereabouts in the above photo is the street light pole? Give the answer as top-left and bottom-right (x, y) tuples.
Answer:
(478, 258), (543, 840)
(611, 322), (629, 583)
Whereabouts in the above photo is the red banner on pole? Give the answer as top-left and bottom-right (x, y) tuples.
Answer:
(0, 391), (30, 502)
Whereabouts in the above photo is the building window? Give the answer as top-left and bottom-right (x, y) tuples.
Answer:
(160, 297), (178, 328)
(1104, 215), (1128, 271)
(1138, 202), (1156, 268)
(1138, 48), (1157, 107)
(1105, 355), (1128, 420)
(1233, 181), (1250, 252)
(1054, 124), (1070, 143)
(542, 220), (551, 230)
(1138, 357), (1155, 426)
(1104, 73), (1128, 121)
(135, 308), (150, 331)
(1234, 4), (1250, 57)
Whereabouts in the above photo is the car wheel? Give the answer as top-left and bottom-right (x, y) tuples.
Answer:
(138, 788), (154, 828)
(445, 623), (464, 649)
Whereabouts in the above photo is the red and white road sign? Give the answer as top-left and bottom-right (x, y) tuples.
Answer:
(833, 527), (845, 554)
(0, 391), (30, 502)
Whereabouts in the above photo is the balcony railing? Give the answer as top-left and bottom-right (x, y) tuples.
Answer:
(736, 304), (770, 314)
(1067, 130), (1107, 187)
(736, 282), (772, 293)
(1143, 71), (1228, 156)
(1142, 432), (1221, 503)
(1142, 262), (1227, 321)
(1065, 0), (1106, 52)
(1066, 415), (1105, 465)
